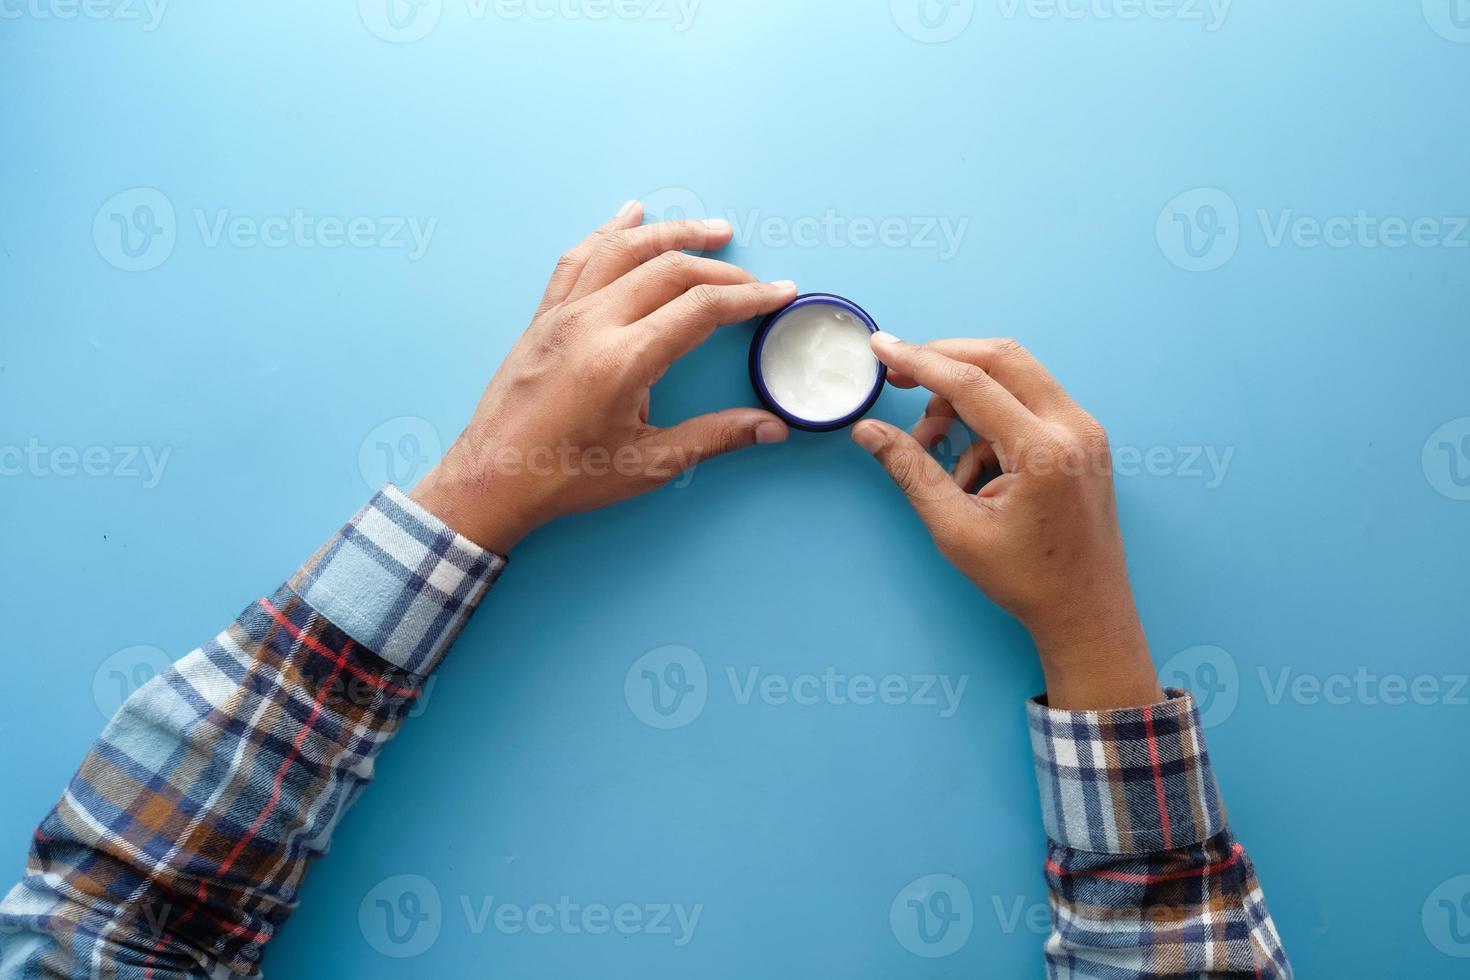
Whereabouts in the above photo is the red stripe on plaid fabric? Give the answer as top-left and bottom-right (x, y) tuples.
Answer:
(1045, 842), (1245, 883)
(145, 612), (361, 976)
(261, 596), (420, 698)
(1141, 704), (1173, 849)
(212, 635), (357, 883)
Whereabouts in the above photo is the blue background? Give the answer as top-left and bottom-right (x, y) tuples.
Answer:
(3, 1), (1468, 976)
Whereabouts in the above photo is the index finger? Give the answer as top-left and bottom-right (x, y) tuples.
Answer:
(921, 338), (1071, 414)
(564, 218), (736, 303)
(870, 332), (1037, 449)
(537, 200), (645, 312)
(632, 280), (798, 372)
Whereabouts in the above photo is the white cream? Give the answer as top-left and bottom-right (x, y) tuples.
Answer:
(759, 304), (881, 423)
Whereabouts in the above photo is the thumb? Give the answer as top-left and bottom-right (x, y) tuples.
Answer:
(851, 419), (969, 525)
(644, 408), (789, 474)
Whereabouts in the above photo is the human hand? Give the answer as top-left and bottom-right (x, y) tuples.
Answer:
(411, 202), (797, 555)
(851, 335), (1164, 710)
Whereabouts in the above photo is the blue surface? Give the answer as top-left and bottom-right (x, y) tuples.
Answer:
(2, 2), (1468, 977)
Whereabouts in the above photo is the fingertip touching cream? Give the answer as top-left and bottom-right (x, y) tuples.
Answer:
(749, 293), (886, 432)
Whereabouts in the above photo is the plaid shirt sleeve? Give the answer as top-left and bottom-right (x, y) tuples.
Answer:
(1029, 688), (1292, 979)
(0, 486), (504, 979)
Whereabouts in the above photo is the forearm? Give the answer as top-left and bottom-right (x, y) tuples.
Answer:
(1029, 687), (1291, 978)
(0, 487), (503, 978)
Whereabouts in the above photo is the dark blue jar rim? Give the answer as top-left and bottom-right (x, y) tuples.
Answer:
(748, 293), (887, 433)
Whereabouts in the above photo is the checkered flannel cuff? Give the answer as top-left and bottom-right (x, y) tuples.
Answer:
(288, 485), (506, 676)
(1028, 688), (1226, 855)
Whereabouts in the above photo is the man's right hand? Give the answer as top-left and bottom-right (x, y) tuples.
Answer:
(851, 334), (1165, 711)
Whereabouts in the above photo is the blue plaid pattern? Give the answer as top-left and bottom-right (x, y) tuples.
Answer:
(0, 488), (503, 978)
(290, 485), (503, 675)
(1029, 690), (1291, 977)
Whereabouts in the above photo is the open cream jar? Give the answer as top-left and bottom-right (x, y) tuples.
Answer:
(749, 294), (886, 432)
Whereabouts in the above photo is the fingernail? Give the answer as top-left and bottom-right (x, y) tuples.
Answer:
(616, 199), (639, 218)
(770, 280), (797, 290)
(755, 420), (787, 445)
(851, 422), (888, 454)
(871, 330), (901, 345)
(701, 218), (731, 232)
